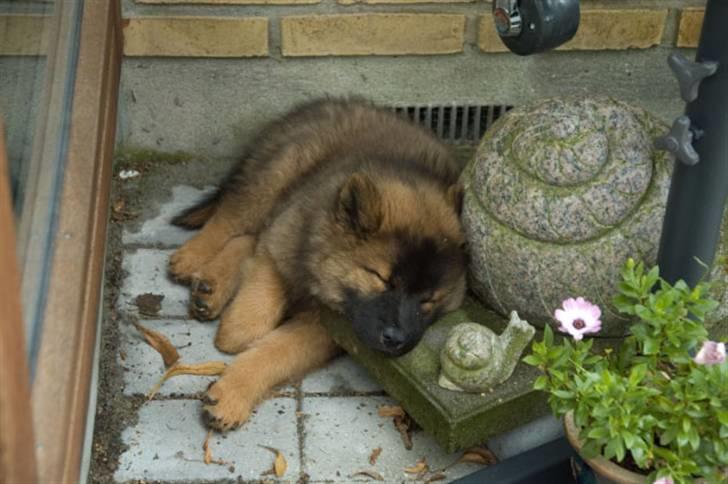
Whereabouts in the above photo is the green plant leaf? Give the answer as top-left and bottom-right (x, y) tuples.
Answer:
(688, 427), (700, 451)
(587, 427), (609, 440)
(718, 411), (728, 426)
(642, 337), (660, 355)
(604, 437), (625, 462)
(552, 390), (575, 399)
(621, 431), (637, 449)
(628, 364), (647, 386)
(533, 376), (548, 390)
(543, 324), (553, 347)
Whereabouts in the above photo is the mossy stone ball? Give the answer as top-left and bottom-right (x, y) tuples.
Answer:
(461, 97), (676, 337)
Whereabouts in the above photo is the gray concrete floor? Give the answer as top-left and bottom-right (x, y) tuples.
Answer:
(91, 159), (563, 483)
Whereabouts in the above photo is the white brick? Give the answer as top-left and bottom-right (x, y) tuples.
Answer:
(301, 396), (483, 481)
(302, 355), (382, 394)
(115, 399), (299, 482)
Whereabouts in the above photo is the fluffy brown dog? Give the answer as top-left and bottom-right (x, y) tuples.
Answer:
(169, 98), (467, 430)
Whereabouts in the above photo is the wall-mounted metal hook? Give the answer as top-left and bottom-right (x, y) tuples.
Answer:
(655, 115), (700, 166)
(667, 53), (718, 103)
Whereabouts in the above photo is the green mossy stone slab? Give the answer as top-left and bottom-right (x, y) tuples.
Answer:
(320, 296), (622, 453)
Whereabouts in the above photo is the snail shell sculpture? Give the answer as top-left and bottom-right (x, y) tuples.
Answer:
(462, 97), (681, 337)
(439, 311), (535, 392)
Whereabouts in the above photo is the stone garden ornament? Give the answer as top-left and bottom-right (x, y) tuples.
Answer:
(438, 311), (535, 392)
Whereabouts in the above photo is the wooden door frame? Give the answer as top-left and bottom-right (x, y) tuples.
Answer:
(31, 1), (122, 481)
(1, 0), (122, 482)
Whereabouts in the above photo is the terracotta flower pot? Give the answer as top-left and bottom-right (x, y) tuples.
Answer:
(563, 411), (647, 484)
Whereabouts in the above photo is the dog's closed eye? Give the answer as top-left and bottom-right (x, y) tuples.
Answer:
(362, 266), (391, 290)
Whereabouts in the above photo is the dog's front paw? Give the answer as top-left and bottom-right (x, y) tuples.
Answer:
(190, 276), (226, 320)
(190, 271), (237, 321)
(202, 379), (254, 432)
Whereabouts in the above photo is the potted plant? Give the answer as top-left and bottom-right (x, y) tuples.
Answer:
(523, 259), (727, 484)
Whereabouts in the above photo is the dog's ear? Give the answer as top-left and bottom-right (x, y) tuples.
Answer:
(447, 183), (464, 215)
(336, 173), (383, 236)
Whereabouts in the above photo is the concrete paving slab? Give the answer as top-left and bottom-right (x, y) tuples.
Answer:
(301, 395), (484, 482)
(114, 399), (299, 482)
(122, 184), (215, 247)
(119, 248), (189, 317)
(119, 319), (233, 397)
(301, 355), (383, 395)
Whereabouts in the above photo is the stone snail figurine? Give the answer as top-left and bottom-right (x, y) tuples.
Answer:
(438, 311), (536, 393)
(461, 97), (680, 336)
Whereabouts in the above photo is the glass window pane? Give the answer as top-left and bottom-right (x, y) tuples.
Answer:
(0, 0), (83, 369)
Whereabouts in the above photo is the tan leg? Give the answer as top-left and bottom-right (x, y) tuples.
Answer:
(214, 250), (287, 354)
(169, 215), (237, 282)
(204, 309), (341, 431)
(189, 235), (256, 321)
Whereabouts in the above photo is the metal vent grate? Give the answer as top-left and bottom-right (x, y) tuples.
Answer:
(391, 103), (513, 144)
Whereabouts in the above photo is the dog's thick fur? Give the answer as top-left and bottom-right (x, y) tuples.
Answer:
(169, 98), (467, 430)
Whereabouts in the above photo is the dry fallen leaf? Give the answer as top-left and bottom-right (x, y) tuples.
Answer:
(378, 405), (414, 450)
(111, 199), (137, 222)
(459, 446), (498, 466)
(377, 404), (405, 418)
(203, 431), (213, 465)
(112, 199), (126, 214)
(274, 452), (286, 477)
(393, 414), (414, 450)
(369, 447), (382, 465)
(133, 321), (179, 367)
(147, 361), (227, 400)
(349, 469), (384, 481)
(404, 458), (429, 474)
(259, 445), (287, 478)
(425, 471), (447, 482)
(134, 294), (165, 318)
(200, 431), (228, 466)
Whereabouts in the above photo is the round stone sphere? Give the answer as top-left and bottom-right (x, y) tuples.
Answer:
(462, 97), (676, 337)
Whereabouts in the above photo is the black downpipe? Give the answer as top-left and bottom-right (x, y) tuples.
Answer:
(657, 0), (728, 287)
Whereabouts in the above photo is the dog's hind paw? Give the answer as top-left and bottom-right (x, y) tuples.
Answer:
(202, 380), (253, 432)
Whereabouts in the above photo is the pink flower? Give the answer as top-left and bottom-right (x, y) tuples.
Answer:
(694, 340), (726, 366)
(653, 477), (674, 484)
(554, 297), (601, 341)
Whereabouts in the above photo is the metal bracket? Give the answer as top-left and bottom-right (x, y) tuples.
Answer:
(493, 0), (522, 37)
(655, 115), (701, 166)
(668, 53), (718, 103)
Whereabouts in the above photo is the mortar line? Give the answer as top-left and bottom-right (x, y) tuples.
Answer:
(301, 390), (387, 398)
(138, 391), (299, 401)
(131, 314), (198, 321)
(295, 381), (307, 484)
(122, 242), (182, 250)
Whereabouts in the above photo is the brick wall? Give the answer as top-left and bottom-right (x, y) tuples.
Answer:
(121, 1), (706, 58)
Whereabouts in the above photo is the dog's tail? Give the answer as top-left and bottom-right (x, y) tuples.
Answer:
(171, 190), (220, 229)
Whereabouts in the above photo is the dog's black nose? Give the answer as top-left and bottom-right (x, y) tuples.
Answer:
(381, 327), (406, 350)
